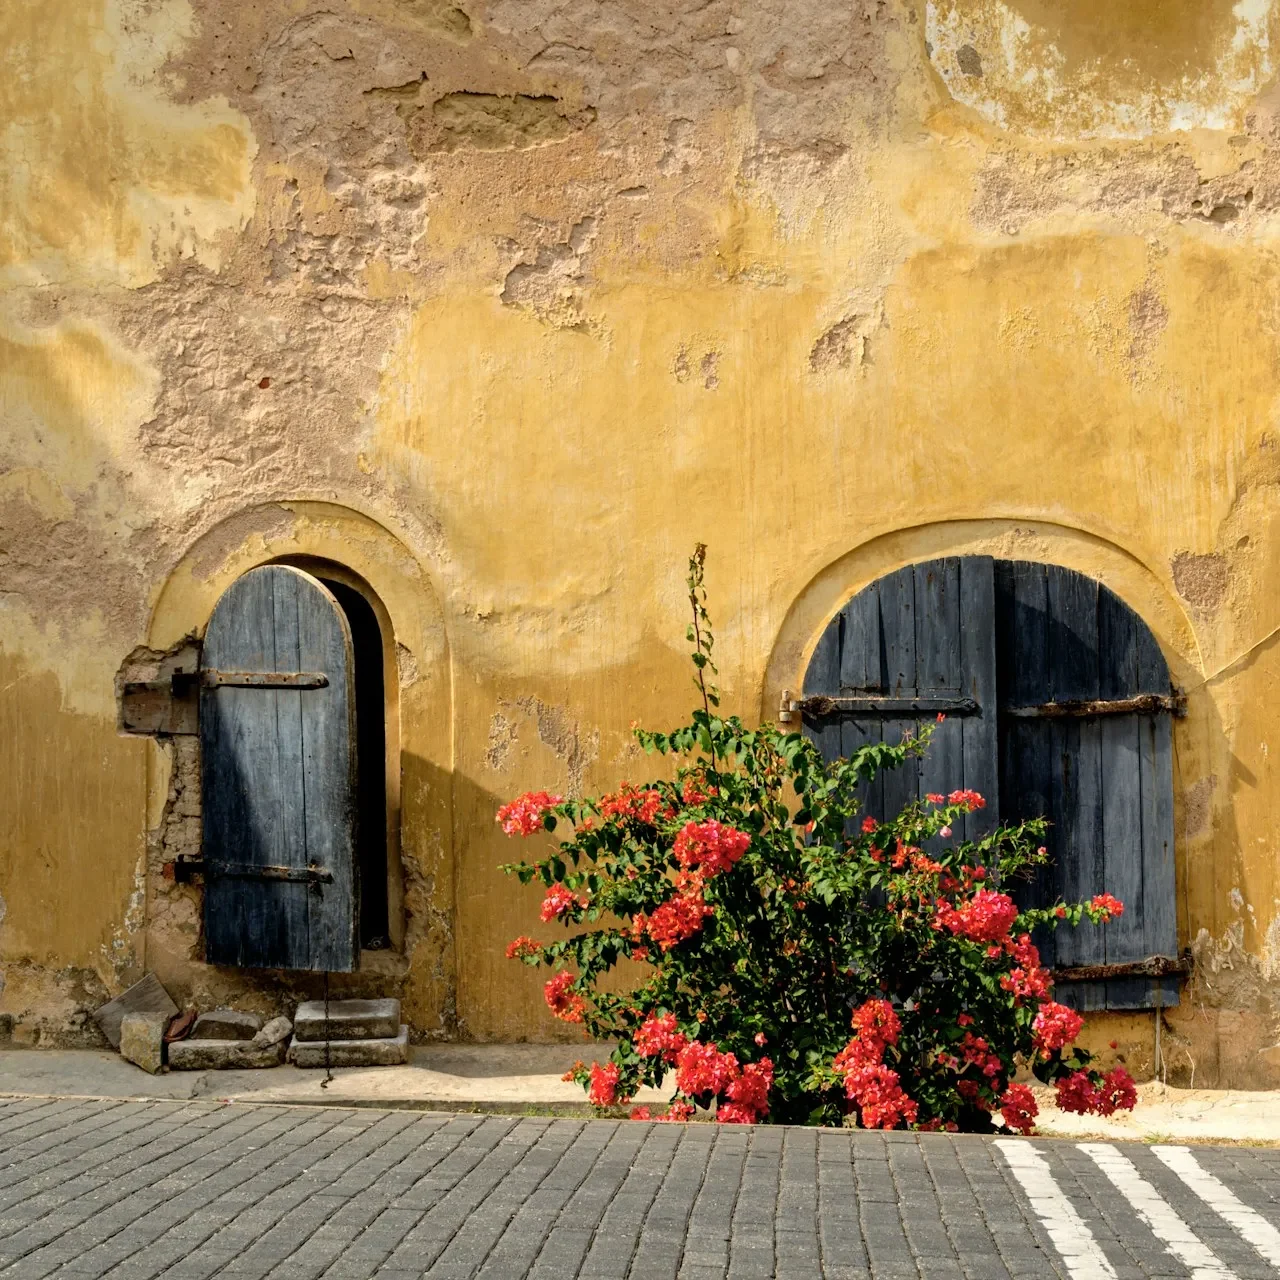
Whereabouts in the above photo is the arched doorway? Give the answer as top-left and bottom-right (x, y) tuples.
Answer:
(800, 556), (1181, 1012)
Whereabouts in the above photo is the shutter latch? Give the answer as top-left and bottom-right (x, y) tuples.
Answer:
(201, 670), (329, 690)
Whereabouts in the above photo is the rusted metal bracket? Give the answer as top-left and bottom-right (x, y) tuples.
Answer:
(174, 857), (334, 886)
(201, 670), (329, 690)
(1053, 953), (1192, 982)
(120, 669), (200, 737)
(779, 689), (978, 724)
(1003, 693), (1186, 720)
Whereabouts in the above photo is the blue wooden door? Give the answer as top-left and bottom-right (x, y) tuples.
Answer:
(199, 565), (358, 972)
(804, 556), (1179, 1011)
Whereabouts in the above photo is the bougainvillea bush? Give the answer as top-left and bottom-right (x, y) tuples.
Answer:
(499, 548), (1137, 1132)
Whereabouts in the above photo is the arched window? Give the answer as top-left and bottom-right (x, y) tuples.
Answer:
(801, 556), (1180, 1011)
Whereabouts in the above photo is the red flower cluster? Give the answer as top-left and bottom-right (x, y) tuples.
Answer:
(999, 1083), (1038, 1135)
(675, 1041), (739, 1097)
(634, 1013), (688, 1063)
(640, 872), (713, 951)
(958, 1031), (1004, 1082)
(1089, 893), (1125, 922)
(948, 789), (986, 811)
(673, 820), (751, 876)
(505, 936), (541, 959)
(600, 783), (668, 826)
(1032, 1001), (1083, 1059)
(842, 1064), (919, 1129)
(544, 971), (586, 1023)
(497, 790), (563, 837)
(540, 883), (580, 922)
(1000, 933), (1053, 1003)
(937, 889), (1019, 943)
(861, 816), (878, 833)
(588, 1061), (625, 1107)
(662, 1101), (695, 1123)
(1054, 1066), (1137, 1116)
(719, 1059), (774, 1124)
(679, 774), (715, 805)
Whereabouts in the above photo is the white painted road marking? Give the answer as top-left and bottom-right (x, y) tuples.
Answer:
(1079, 1142), (1238, 1280)
(994, 1139), (1117, 1280)
(1153, 1144), (1280, 1270)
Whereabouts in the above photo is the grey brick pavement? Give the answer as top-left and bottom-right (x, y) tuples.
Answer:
(1, 1097), (1280, 1279)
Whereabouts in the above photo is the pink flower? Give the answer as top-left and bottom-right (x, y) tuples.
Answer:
(540, 883), (579, 922)
(926, 793), (945, 804)
(939, 826), (953, 839)
(629, 1106), (652, 1121)
(1032, 1002), (1083, 1059)
(673, 820), (751, 876)
(947, 789), (986, 811)
(1000, 1083), (1038, 1135)
(588, 1061), (624, 1107)
(754, 1032), (767, 1047)
(496, 791), (563, 836)
(1054, 1070), (1098, 1115)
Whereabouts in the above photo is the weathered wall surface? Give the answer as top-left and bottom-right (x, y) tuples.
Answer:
(5, 0), (1280, 1084)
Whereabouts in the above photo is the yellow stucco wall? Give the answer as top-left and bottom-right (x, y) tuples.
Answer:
(5, 0), (1280, 1083)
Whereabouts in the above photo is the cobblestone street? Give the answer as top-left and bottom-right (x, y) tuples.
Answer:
(3, 1096), (1280, 1279)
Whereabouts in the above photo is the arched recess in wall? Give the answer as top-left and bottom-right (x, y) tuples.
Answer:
(144, 501), (452, 975)
(761, 519), (1209, 1005)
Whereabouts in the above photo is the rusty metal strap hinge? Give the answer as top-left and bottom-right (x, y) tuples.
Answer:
(779, 690), (978, 723)
(172, 857), (333, 885)
(201, 670), (329, 690)
(1003, 693), (1186, 720)
(210, 862), (335, 884)
(1053, 953), (1192, 982)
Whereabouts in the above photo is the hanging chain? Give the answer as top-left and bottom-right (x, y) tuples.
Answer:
(321, 969), (333, 1088)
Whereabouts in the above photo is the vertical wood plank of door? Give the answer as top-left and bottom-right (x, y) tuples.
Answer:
(298, 576), (358, 973)
(1097, 587), (1143, 1006)
(879, 565), (919, 821)
(804, 613), (843, 763)
(916, 559), (964, 847)
(995, 561), (1055, 965)
(958, 557), (998, 843)
(1048, 568), (1106, 1008)
(839, 583), (885, 826)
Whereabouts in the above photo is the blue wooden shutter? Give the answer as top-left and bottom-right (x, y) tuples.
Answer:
(994, 561), (1178, 1010)
(200, 565), (358, 972)
(802, 557), (999, 842)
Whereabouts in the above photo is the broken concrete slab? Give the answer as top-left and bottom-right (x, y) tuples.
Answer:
(251, 1016), (292, 1049)
(93, 974), (178, 1051)
(293, 998), (399, 1042)
(119, 1011), (170, 1075)
(168, 1038), (288, 1071)
(191, 1010), (263, 1041)
(288, 1025), (409, 1068)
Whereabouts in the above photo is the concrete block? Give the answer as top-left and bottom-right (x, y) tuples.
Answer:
(293, 998), (400, 1042)
(168, 1037), (288, 1071)
(191, 1010), (263, 1041)
(288, 1025), (409, 1068)
(119, 1011), (170, 1075)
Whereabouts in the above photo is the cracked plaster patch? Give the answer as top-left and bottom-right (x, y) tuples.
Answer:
(927, 0), (1279, 139)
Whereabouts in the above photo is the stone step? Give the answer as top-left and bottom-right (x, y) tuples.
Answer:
(293, 998), (400, 1042)
(191, 1010), (262, 1041)
(287, 1025), (409, 1068)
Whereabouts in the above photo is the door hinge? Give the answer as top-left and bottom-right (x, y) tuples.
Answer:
(779, 689), (979, 723)
(172, 857), (334, 886)
(201, 671), (329, 690)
